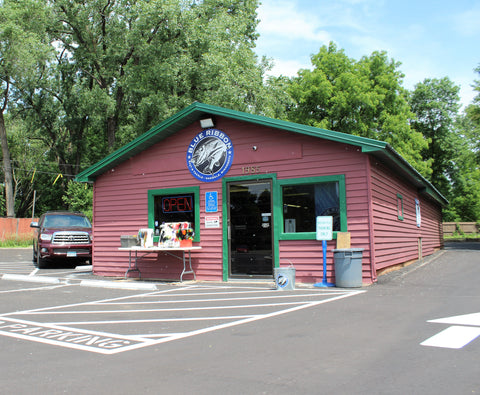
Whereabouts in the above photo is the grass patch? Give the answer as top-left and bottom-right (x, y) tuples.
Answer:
(0, 236), (34, 248)
(444, 233), (480, 241)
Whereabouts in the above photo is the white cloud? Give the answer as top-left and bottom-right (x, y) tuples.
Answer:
(452, 4), (480, 37)
(257, 1), (331, 43)
(255, 0), (477, 107)
(267, 59), (311, 78)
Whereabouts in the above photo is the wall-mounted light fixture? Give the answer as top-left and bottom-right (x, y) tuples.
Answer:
(200, 117), (215, 129)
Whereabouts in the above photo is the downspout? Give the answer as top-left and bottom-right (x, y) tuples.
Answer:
(366, 156), (377, 282)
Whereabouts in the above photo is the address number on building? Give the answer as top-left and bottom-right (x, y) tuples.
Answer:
(242, 166), (260, 174)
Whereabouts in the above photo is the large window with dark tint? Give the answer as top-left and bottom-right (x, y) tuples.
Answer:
(282, 182), (340, 232)
(278, 175), (346, 240)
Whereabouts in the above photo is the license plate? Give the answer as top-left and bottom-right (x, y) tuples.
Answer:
(67, 251), (77, 257)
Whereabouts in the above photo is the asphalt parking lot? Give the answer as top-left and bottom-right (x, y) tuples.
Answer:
(1, 244), (480, 394)
(0, 282), (363, 355)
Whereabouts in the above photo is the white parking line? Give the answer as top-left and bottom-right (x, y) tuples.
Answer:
(421, 326), (480, 349)
(0, 284), (71, 294)
(46, 315), (257, 326)
(421, 312), (480, 349)
(99, 291), (347, 304)
(14, 301), (323, 315)
(0, 285), (365, 354)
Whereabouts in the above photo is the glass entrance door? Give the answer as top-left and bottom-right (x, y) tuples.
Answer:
(227, 181), (273, 277)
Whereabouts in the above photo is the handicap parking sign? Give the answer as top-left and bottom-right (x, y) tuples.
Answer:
(205, 191), (218, 213)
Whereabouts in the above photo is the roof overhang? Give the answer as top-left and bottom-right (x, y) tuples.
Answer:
(75, 102), (448, 207)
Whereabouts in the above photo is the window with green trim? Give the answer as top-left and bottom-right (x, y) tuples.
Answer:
(148, 187), (200, 241)
(277, 175), (347, 240)
(397, 193), (404, 220)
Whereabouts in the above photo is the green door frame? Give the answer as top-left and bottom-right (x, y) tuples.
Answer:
(222, 174), (278, 281)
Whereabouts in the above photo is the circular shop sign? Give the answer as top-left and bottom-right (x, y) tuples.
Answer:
(186, 129), (234, 182)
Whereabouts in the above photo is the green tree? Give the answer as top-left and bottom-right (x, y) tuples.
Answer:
(62, 180), (93, 221)
(45, 0), (270, 152)
(444, 65), (480, 221)
(0, 0), (51, 217)
(463, 65), (480, 158)
(410, 77), (461, 196)
(5, 0), (275, 216)
(287, 43), (429, 176)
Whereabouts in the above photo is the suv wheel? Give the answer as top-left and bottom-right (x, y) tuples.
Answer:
(34, 249), (48, 269)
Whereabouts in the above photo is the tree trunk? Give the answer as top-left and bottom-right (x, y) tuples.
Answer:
(106, 115), (116, 149)
(106, 85), (125, 150)
(0, 111), (15, 217)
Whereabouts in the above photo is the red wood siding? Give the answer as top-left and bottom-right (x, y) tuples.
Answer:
(92, 116), (376, 283)
(369, 157), (443, 271)
(91, 115), (443, 285)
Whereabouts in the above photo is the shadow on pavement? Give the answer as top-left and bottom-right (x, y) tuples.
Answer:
(444, 241), (480, 250)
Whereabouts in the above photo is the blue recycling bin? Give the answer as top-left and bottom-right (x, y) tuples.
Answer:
(333, 248), (364, 288)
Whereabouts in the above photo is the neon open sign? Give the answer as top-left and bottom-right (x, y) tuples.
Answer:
(162, 195), (193, 213)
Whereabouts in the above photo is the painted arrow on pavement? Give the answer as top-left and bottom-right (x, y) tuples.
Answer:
(421, 312), (480, 349)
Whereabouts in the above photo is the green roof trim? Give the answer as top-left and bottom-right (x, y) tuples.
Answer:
(75, 102), (447, 206)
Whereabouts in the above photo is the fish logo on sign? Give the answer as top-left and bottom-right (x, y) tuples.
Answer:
(276, 273), (289, 288)
(187, 129), (234, 182)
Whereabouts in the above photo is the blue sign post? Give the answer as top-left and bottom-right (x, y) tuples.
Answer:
(314, 216), (335, 288)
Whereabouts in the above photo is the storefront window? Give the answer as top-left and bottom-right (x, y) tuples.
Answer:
(278, 175), (346, 240)
(148, 187), (200, 241)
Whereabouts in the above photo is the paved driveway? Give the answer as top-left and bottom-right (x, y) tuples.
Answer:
(0, 243), (479, 394)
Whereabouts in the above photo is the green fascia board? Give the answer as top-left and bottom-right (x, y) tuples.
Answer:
(75, 102), (386, 182)
(75, 102), (447, 207)
(75, 103), (203, 182)
(382, 145), (448, 207)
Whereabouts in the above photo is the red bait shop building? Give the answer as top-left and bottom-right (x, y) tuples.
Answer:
(76, 102), (447, 285)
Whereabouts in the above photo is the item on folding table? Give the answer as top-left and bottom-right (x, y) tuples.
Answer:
(138, 228), (154, 247)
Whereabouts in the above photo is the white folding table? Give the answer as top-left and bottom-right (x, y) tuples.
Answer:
(118, 246), (201, 281)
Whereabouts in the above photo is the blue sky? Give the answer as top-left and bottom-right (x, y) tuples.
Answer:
(254, 0), (480, 108)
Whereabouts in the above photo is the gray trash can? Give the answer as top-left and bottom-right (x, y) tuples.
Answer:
(274, 265), (295, 290)
(333, 248), (363, 288)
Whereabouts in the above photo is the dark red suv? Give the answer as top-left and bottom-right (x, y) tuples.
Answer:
(30, 211), (92, 268)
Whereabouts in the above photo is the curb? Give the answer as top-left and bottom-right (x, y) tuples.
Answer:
(2, 274), (61, 284)
(1, 273), (159, 290)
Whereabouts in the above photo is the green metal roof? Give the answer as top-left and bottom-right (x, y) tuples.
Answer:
(75, 102), (448, 206)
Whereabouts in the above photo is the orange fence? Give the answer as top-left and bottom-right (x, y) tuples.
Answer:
(443, 222), (479, 236)
(0, 218), (38, 241)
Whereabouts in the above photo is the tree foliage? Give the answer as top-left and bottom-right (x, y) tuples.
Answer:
(410, 77), (461, 195)
(1, 2), (479, 223)
(43, 0), (274, 153)
(443, 66), (480, 221)
(3, 0), (283, 217)
(62, 181), (93, 221)
(287, 43), (430, 176)
(0, 0), (51, 216)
